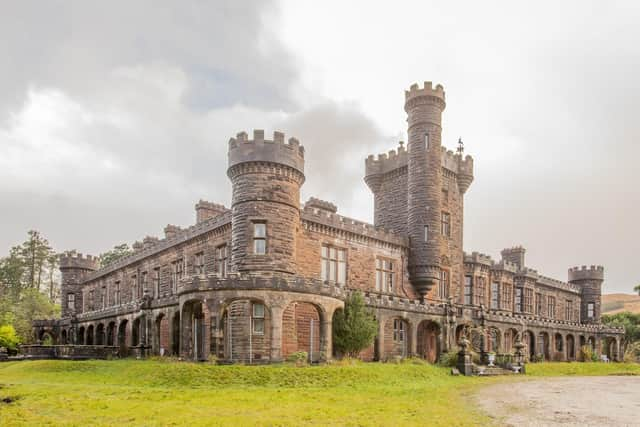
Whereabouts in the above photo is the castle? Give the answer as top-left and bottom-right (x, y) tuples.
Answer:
(31, 82), (623, 364)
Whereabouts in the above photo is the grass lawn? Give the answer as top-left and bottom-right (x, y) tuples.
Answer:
(0, 359), (638, 426)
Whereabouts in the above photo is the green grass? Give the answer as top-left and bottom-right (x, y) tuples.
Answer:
(0, 360), (638, 426)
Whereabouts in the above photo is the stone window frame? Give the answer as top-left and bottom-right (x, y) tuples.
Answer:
(438, 269), (450, 300)
(535, 292), (543, 317)
(441, 212), (451, 238)
(523, 288), (534, 314)
(101, 286), (106, 309)
(565, 299), (573, 321)
(140, 271), (148, 299)
(321, 244), (347, 285)
(587, 302), (595, 318)
(490, 281), (500, 310)
(252, 302), (265, 335)
(153, 267), (161, 298)
(514, 287), (523, 313)
(547, 296), (556, 319)
(463, 275), (473, 305)
(393, 318), (405, 342)
(500, 282), (512, 311)
(88, 289), (94, 311)
(375, 257), (395, 293)
(131, 274), (138, 302)
(114, 280), (121, 305)
(194, 251), (205, 275)
(252, 221), (267, 255)
(474, 276), (486, 306)
(216, 244), (228, 278)
(67, 293), (75, 311)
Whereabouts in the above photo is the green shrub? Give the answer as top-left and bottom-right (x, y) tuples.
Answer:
(0, 324), (20, 351)
(438, 351), (458, 368)
(580, 345), (599, 362)
(332, 292), (378, 358)
(623, 342), (640, 363)
(286, 351), (308, 366)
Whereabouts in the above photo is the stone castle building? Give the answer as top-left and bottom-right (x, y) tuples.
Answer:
(33, 82), (623, 363)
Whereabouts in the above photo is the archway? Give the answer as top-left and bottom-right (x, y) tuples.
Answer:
(221, 299), (270, 363)
(86, 325), (94, 345)
(416, 320), (440, 363)
(487, 327), (501, 353)
(503, 328), (519, 353)
(155, 313), (169, 356)
(554, 333), (564, 361)
(384, 317), (410, 359)
(106, 322), (116, 346)
(118, 319), (128, 353)
(182, 300), (209, 361)
(566, 334), (575, 360)
(132, 317), (141, 347)
(282, 301), (322, 363)
(39, 330), (55, 345)
(523, 331), (535, 361)
(538, 332), (550, 361)
(171, 313), (180, 356)
(61, 329), (67, 345)
(96, 324), (105, 345)
(78, 326), (86, 345)
(587, 336), (596, 351)
(603, 336), (616, 360)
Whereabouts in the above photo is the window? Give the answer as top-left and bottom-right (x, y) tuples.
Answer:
(253, 222), (267, 255)
(500, 283), (512, 310)
(321, 245), (347, 284)
(547, 296), (556, 319)
(252, 303), (265, 335)
(587, 302), (595, 318)
(376, 258), (395, 292)
(474, 277), (486, 306)
(89, 290), (94, 311)
(442, 189), (449, 203)
(441, 212), (451, 238)
(154, 268), (160, 298)
(535, 293), (543, 316)
(515, 287), (523, 312)
(195, 252), (205, 275)
(393, 319), (405, 342)
(101, 287), (106, 309)
(131, 275), (138, 301)
(439, 270), (449, 299)
(464, 275), (473, 305)
(424, 225), (429, 243)
(565, 300), (573, 321)
(141, 272), (147, 299)
(424, 132), (429, 149)
(523, 288), (534, 313)
(115, 281), (121, 305)
(216, 245), (228, 278)
(491, 282), (500, 309)
(67, 293), (75, 310)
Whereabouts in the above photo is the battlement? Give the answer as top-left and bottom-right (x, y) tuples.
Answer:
(195, 199), (229, 223)
(142, 236), (159, 250)
(304, 197), (338, 214)
(568, 265), (605, 282)
(501, 246), (526, 269)
(364, 142), (409, 179)
(227, 130), (305, 174)
(404, 81), (446, 103)
(491, 260), (519, 273)
(59, 252), (99, 271)
(164, 224), (182, 240)
(464, 251), (494, 266)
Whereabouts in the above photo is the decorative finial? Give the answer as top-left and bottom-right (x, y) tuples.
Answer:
(457, 137), (464, 154)
(399, 140), (404, 148)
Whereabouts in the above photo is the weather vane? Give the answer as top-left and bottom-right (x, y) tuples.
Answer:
(457, 137), (464, 154)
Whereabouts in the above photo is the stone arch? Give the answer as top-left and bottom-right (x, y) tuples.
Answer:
(181, 299), (211, 361)
(171, 312), (180, 356)
(384, 316), (411, 359)
(538, 331), (550, 361)
(587, 336), (596, 351)
(95, 323), (105, 345)
(416, 320), (440, 363)
(106, 322), (116, 346)
(603, 336), (616, 360)
(155, 313), (169, 356)
(38, 329), (55, 345)
(61, 329), (68, 345)
(282, 301), (322, 363)
(566, 334), (575, 360)
(219, 298), (270, 363)
(131, 317), (142, 347)
(117, 319), (129, 354)
(522, 330), (535, 361)
(455, 323), (471, 345)
(78, 326), (86, 345)
(86, 325), (95, 345)
(487, 327), (501, 353)
(503, 328), (519, 353)
(554, 333), (564, 361)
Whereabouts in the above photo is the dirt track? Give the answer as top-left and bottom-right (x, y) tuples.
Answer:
(476, 376), (640, 426)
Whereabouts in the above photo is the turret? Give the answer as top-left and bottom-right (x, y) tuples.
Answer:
(568, 265), (604, 324)
(60, 253), (99, 317)
(227, 130), (305, 275)
(405, 82), (446, 298)
(501, 246), (526, 270)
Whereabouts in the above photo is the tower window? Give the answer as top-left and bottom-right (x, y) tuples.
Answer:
(587, 302), (595, 318)
(216, 245), (228, 278)
(376, 258), (395, 293)
(424, 132), (429, 149)
(439, 270), (449, 299)
(441, 212), (451, 238)
(464, 275), (473, 305)
(67, 293), (75, 310)
(424, 225), (429, 243)
(253, 222), (267, 255)
(252, 303), (265, 335)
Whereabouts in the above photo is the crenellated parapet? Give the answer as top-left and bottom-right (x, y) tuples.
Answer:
(441, 147), (474, 194)
(364, 143), (408, 187)
(404, 81), (446, 114)
(568, 265), (604, 282)
(195, 200), (229, 224)
(304, 197), (338, 214)
(464, 251), (494, 266)
(228, 130), (305, 176)
(59, 253), (100, 271)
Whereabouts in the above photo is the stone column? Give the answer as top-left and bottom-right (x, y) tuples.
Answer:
(409, 320), (418, 357)
(270, 306), (284, 362)
(321, 319), (333, 361)
(377, 317), (386, 361)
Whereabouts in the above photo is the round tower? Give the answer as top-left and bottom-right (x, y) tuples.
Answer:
(227, 130), (305, 275)
(404, 82), (446, 299)
(60, 253), (99, 317)
(568, 265), (604, 324)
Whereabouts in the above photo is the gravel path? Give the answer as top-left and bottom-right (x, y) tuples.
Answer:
(476, 376), (640, 426)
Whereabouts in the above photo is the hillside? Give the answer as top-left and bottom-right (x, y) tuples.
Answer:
(602, 293), (640, 314)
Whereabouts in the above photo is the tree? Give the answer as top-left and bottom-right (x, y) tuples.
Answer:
(99, 243), (133, 267)
(602, 312), (640, 352)
(18, 230), (54, 292)
(634, 284), (640, 296)
(0, 324), (20, 351)
(332, 292), (378, 358)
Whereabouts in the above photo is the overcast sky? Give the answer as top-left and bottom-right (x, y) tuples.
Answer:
(1, 1), (638, 293)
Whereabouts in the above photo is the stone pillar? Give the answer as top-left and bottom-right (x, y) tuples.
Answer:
(377, 317), (386, 361)
(270, 306), (284, 362)
(409, 321), (418, 357)
(321, 319), (333, 361)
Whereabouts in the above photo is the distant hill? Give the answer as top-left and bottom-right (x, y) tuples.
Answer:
(602, 293), (640, 315)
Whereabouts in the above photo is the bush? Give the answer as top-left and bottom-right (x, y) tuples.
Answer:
(438, 351), (458, 368)
(0, 324), (20, 351)
(580, 345), (599, 362)
(624, 342), (640, 363)
(332, 292), (378, 358)
(286, 351), (308, 366)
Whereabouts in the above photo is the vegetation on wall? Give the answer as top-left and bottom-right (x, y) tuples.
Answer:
(602, 312), (640, 352)
(98, 243), (133, 267)
(332, 292), (378, 358)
